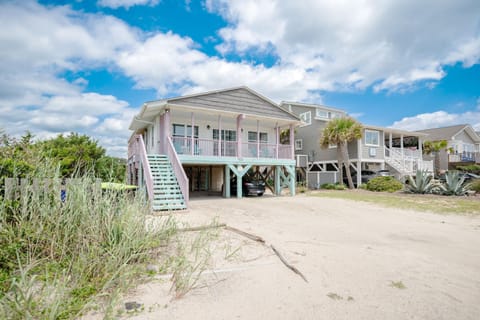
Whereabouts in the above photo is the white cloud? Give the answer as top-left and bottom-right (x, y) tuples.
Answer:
(97, 0), (159, 9)
(206, 0), (480, 92)
(390, 106), (480, 132)
(2, 0), (479, 157)
(0, 1), (139, 157)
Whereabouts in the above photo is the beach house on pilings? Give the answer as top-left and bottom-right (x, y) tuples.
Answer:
(127, 87), (301, 211)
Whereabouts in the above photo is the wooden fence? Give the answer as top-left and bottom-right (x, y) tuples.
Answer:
(3, 178), (102, 201)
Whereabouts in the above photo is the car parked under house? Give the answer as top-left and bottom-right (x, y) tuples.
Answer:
(127, 86), (301, 211)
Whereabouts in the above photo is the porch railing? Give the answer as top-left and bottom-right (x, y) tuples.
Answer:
(384, 146), (433, 174)
(448, 152), (479, 163)
(166, 136), (189, 206)
(171, 136), (292, 159)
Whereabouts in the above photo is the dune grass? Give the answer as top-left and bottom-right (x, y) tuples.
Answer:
(311, 190), (480, 215)
(0, 171), (177, 319)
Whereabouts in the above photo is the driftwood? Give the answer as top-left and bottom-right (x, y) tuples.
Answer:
(177, 223), (308, 283)
(224, 226), (266, 244)
(177, 223), (227, 233)
(271, 245), (308, 283)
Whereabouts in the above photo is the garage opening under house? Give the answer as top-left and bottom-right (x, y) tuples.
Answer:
(127, 86), (301, 211)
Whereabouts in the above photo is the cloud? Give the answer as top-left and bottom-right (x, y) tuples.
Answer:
(97, 0), (159, 9)
(0, 1), (139, 157)
(2, 0), (479, 157)
(390, 106), (480, 132)
(206, 0), (480, 92)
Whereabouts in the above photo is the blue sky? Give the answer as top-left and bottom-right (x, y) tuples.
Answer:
(1, 0), (479, 157)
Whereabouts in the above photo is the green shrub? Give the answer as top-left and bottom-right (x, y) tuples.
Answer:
(366, 176), (403, 193)
(466, 179), (480, 193)
(321, 183), (346, 190)
(456, 164), (480, 175)
(405, 170), (437, 194)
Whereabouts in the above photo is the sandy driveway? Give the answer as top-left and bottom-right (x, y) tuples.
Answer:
(111, 193), (480, 319)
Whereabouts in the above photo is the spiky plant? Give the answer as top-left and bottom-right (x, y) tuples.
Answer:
(405, 170), (437, 194)
(439, 171), (468, 196)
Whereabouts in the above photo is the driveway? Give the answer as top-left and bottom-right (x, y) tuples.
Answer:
(118, 193), (480, 319)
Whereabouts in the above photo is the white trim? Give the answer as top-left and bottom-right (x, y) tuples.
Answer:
(365, 129), (380, 146)
(295, 139), (303, 150)
(299, 111), (312, 126)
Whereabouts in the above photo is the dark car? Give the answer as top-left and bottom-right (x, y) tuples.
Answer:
(343, 170), (392, 186)
(230, 176), (265, 196)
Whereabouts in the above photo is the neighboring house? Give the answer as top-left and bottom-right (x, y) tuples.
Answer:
(417, 124), (480, 171)
(280, 101), (433, 188)
(128, 87), (301, 211)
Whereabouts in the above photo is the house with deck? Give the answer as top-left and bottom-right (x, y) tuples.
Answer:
(417, 124), (480, 172)
(280, 101), (433, 188)
(127, 87), (301, 211)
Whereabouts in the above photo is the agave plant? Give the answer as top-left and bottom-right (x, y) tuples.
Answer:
(405, 170), (437, 194)
(439, 171), (468, 196)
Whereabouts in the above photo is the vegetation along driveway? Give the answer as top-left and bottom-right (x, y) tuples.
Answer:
(119, 192), (480, 320)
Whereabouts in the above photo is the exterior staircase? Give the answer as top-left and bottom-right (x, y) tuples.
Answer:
(147, 154), (187, 211)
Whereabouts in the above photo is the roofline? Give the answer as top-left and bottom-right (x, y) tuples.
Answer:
(366, 124), (429, 136)
(452, 125), (480, 142)
(143, 86), (300, 121)
(280, 101), (346, 114)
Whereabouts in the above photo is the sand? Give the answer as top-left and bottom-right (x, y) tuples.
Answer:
(88, 192), (480, 319)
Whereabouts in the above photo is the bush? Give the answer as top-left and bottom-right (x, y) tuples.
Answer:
(366, 176), (403, 193)
(456, 164), (480, 175)
(467, 179), (480, 193)
(320, 183), (346, 190)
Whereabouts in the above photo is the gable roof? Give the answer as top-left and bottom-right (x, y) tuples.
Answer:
(129, 86), (300, 131)
(417, 124), (480, 142)
(166, 86), (299, 121)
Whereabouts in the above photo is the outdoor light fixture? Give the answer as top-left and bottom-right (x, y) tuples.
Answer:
(206, 124), (211, 130)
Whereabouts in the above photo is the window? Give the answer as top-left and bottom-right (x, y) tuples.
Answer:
(316, 109), (329, 119)
(213, 129), (236, 141)
(295, 139), (303, 150)
(365, 130), (380, 146)
(248, 131), (268, 143)
(299, 111), (311, 126)
(173, 124), (198, 137)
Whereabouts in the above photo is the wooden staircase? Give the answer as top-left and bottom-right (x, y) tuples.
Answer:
(147, 154), (187, 211)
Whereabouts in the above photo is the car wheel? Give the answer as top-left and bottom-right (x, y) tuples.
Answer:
(258, 193), (263, 197)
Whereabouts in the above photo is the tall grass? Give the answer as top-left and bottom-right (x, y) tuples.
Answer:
(0, 168), (176, 319)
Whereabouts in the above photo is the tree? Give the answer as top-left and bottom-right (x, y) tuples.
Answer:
(320, 117), (363, 189)
(422, 140), (448, 176)
(1, 131), (126, 182)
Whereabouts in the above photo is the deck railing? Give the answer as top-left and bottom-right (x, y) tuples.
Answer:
(166, 137), (189, 206)
(448, 152), (479, 163)
(171, 136), (292, 159)
(384, 146), (433, 174)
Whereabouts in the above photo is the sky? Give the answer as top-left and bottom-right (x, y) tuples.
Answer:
(0, 0), (479, 158)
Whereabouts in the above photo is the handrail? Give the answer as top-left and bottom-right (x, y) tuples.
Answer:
(136, 135), (154, 203)
(166, 136), (189, 206)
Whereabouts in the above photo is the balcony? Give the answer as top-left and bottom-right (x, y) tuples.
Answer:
(448, 152), (480, 163)
(171, 136), (292, 160)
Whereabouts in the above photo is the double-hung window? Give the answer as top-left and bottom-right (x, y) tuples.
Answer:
(365, 130), (380, 146)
